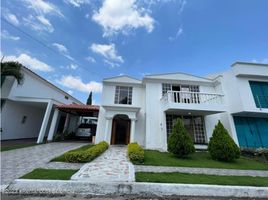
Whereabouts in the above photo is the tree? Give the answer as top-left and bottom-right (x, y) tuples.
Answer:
(208, 121), (240, 162)
(168, 118), (195, 158)
(86, 91), (92, 105)
(1, 61), (24, 86)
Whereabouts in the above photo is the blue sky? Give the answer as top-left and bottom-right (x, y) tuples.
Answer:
(1, 0), (268, 104)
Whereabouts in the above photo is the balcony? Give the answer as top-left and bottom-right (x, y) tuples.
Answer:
(161, 91), (226, 115)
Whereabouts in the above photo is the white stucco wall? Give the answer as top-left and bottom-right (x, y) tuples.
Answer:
(1, 100), (47, 140)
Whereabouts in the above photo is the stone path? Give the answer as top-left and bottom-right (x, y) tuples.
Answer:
(1, 142), (87, 186)
(71, 146), (135, 182)
(135, 165), (268, 177)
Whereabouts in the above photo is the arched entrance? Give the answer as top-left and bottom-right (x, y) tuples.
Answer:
(111, 114), (130, 145)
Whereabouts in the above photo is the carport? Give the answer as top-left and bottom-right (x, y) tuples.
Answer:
(45, 104), (99, 143)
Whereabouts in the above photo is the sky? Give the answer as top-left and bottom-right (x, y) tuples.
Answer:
(1, 0), (268, 104)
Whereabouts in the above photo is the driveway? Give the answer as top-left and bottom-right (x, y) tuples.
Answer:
(1, 142), (86, 186)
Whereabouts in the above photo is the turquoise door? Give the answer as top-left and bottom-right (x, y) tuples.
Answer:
(234, 116), (268, 148)
(249, 81), (268, 108)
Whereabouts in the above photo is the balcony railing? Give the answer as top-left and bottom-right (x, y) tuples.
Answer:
(254, 95), (268, 109)
(161, 91), (224, 105)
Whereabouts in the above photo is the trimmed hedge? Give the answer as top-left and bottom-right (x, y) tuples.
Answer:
(128, 143), (144, 164)
(168, 118), (195, 158)
(64, 141), (109, 163)
(208, 121), (240, 162)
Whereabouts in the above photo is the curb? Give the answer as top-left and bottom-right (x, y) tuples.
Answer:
(3, 179), (268, 198)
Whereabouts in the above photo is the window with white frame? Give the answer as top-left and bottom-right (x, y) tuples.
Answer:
(114, 86), (133, 105)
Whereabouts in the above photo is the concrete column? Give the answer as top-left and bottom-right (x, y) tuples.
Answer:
(47, 109), (59, 141)
(130, 118), (136, 143)
(37, 101), (53, 144)
(63, 113), (70, 133)
(104, 117), (112, 143)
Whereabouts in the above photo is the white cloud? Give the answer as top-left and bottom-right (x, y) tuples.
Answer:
(86, 56), (96, 63)
(3, 10), (20, 26)
(69, 64), (78, 70)
(1, 30), (20, 41)
(52, 43), (68, 54)
(90, 43), (123, 63)
(24, 15), (54, 33)
(92, 0), (155, 37)
(67, 90), (73, 95)
(252, 58), (268, 64)
(57, 75), (102, 93)
(64, 0), (90, 7)
(23, 0), (64, 17)
(169, 27), (183, 41)
(3, 53), (54, 72)
(104, 59), (120, 68)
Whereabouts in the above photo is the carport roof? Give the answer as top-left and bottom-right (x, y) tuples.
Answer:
(56, 104), (99, 116)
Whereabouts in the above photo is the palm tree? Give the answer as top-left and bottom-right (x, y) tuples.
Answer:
(1, 61), (24, 86)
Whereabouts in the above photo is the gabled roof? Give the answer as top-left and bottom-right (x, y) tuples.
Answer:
(143, 72), (214, 83)
(103, 75), (142, 84)
(22, 67), (83, 104)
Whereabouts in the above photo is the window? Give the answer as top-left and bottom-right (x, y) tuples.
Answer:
(162, 83), (199, 96)
(249, 81), (268, 108)
(166, 114), (206, 144)
(114, 86), (133, 105)
(162, 83), (171, 96)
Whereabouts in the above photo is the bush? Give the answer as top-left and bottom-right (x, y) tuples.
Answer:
(128, 143), (145, 164)
(208, 121), (240, 162)
(168, 118), (195, 158)
(64, 141), (109, 163)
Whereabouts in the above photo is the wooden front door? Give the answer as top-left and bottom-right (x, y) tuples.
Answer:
(111, 116), (130, 145)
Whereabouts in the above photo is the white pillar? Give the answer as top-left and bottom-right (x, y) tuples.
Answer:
(104, 117), (112, 143)
(37, 101), (53, 144)
(63, 113), (70, 133)
(47, 109), (59, 141)
(130, 118), (136, 143)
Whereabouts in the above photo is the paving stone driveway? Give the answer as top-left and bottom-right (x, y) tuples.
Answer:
(71, 146), (135, 182)
(1, 142), (86, 186)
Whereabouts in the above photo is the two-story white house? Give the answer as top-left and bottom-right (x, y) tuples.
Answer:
(96, 62), (268, 151)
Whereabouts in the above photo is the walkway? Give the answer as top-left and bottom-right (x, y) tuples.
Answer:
(71, 146), (135, 182)
(135, 165), (268, 177)
(1, 142), (86, 186)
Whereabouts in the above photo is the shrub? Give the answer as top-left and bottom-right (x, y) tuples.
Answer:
(208, 121), (240, 162)
(65, 141), (109, 163)
(168, 118), (195, 158)
(128, 143), (145, 164)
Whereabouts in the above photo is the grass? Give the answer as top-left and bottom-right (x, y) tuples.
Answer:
(1, 143), (39, 152)
(50, 144), (93, 162)
(139, 150), (268, 170)
(21, 168), (78, 180)
(136, 172), (268, 187)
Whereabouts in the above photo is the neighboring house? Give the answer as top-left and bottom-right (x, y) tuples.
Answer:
(96, 62), (268, 150)
(1, 66), (83, 143)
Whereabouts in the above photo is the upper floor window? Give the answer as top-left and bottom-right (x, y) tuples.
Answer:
(162, 83), (199, 96)
(249, 81), (268, 108)
(114, 86), (133, 105)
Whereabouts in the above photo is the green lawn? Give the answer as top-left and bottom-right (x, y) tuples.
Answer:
(136, 172), (268, 187)
(50, 144), (93, 162)
(139, 150), (268, 170)
(1, 143), (39, 152)
(21, 168), (78, 180)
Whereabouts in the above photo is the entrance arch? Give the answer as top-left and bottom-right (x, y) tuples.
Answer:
(111, 114), (130, 145)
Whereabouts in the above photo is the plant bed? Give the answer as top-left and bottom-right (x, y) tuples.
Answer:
(136, 172), (268, 187)
(51, 144), (94, 162)
(139, 150), (268, 170)
(21, 168), (78, 180)
(63, 141), (109, 163)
